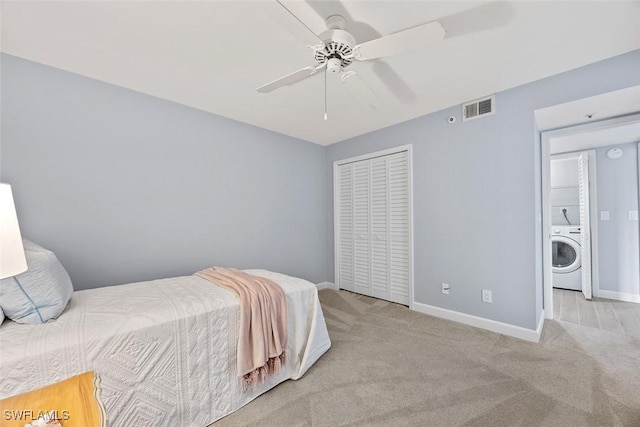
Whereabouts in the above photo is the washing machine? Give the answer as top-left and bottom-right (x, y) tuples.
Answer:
(552, 225), (582, 291)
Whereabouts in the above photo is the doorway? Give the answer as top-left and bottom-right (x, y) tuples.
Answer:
(541, 113), (640, 321)
(547, 150), (597, 323)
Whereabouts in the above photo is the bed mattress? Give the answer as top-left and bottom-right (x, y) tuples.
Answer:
(0, 269), (331, 426)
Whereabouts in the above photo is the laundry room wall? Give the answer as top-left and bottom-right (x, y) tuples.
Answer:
(595, 141), (640, 299)
(550, 155), (580, 225)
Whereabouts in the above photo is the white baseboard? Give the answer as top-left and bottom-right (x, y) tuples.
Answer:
(412, 302), (544, 343)
(316, 282), (338, 291)
(594, 289), (640, 303)
(536, 310), (546, 340)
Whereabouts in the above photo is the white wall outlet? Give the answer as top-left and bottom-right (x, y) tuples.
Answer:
(600, 211), (610, 221)
(442, 283), (450, 295)
(481, 289), (492, 303)
(629, 210), (639, 221)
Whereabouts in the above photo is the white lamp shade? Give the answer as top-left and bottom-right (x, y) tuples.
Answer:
(0, 183), (28, 279)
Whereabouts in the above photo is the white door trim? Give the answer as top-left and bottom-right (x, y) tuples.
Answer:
(334, 145), (413, 167)
(542, 132), (552, 318)
(578, 151), (593, 300)
(586, 150), (600, 299)
(333, 144), (414, 309)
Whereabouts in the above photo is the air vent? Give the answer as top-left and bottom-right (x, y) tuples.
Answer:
(462, 95), (495, 122)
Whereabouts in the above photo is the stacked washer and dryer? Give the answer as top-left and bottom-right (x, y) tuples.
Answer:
(550, 155), (583, 291)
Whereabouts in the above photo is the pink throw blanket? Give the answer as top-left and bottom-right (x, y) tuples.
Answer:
(195, 267), (287, 391)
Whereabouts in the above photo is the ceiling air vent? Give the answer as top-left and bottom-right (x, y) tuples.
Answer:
(462, 95), (495, 122)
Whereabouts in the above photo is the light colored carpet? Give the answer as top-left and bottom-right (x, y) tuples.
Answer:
(213, 289), (640, 426)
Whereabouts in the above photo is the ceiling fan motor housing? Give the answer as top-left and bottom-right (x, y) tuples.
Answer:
(315, 29), (356, 71)
(257, 6), (448, 98)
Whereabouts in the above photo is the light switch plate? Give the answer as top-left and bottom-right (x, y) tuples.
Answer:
(629, 210), (639, 221)
(600, 211), (610, 221)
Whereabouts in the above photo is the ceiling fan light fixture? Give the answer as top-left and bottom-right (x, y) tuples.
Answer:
(326, 57), (343, 74)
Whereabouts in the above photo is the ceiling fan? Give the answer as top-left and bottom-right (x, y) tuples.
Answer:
(256, 1), (446, 118)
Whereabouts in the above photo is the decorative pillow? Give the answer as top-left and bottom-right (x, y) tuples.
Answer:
(0, 239), (73, 324)
(0, 371), (106, 427)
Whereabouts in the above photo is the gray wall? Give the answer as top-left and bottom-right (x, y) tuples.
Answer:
(0, 54), (328, 290)
(326, 49), (640, 330)
(3, 49), (639, 330)
(596, 142), (639, 295)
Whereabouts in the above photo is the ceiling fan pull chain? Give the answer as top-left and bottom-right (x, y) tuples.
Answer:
(324, 66), (328, 121)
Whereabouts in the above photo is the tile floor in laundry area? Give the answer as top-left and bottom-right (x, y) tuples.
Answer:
(553, 288), (640, 337)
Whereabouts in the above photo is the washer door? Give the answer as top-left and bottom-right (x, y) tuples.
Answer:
(552, 236), (581, 273)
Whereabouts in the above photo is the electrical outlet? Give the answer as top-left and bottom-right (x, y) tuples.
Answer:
(629, 210), (639, 221)
(442, 283), (450, 295)
(600, 211), (610, 221)
(481, 289), (492, 303)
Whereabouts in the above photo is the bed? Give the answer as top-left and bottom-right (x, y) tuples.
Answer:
(0, 269), (331, 426)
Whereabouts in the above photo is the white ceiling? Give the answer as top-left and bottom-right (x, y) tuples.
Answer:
(2, 1), (640, 146)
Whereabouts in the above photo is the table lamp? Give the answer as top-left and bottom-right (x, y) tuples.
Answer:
(0, 183), (27, 279)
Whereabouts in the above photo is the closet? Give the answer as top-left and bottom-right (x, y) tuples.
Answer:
(334, 146), (412, 305)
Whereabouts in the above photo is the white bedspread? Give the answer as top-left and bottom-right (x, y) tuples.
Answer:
(0, 269), (331, 426)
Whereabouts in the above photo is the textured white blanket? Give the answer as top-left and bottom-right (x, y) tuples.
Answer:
(0, 269), (331, 426)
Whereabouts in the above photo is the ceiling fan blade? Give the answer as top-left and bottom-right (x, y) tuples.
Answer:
(341, 71), (380, 110)
(257, 64), (325, 93)
(439, 2), (514, 40)
(276, 0), (322, 44)
(354, 21), (445, 61)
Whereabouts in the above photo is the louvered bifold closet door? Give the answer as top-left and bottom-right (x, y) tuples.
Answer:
(353, 161), (371, 296)
(578, 153), (592, 300)
(370, 157), (389, 300)
(336, 148), (410, 305)
(338, 164), (354, 291)
(388, 151), (410, 305)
